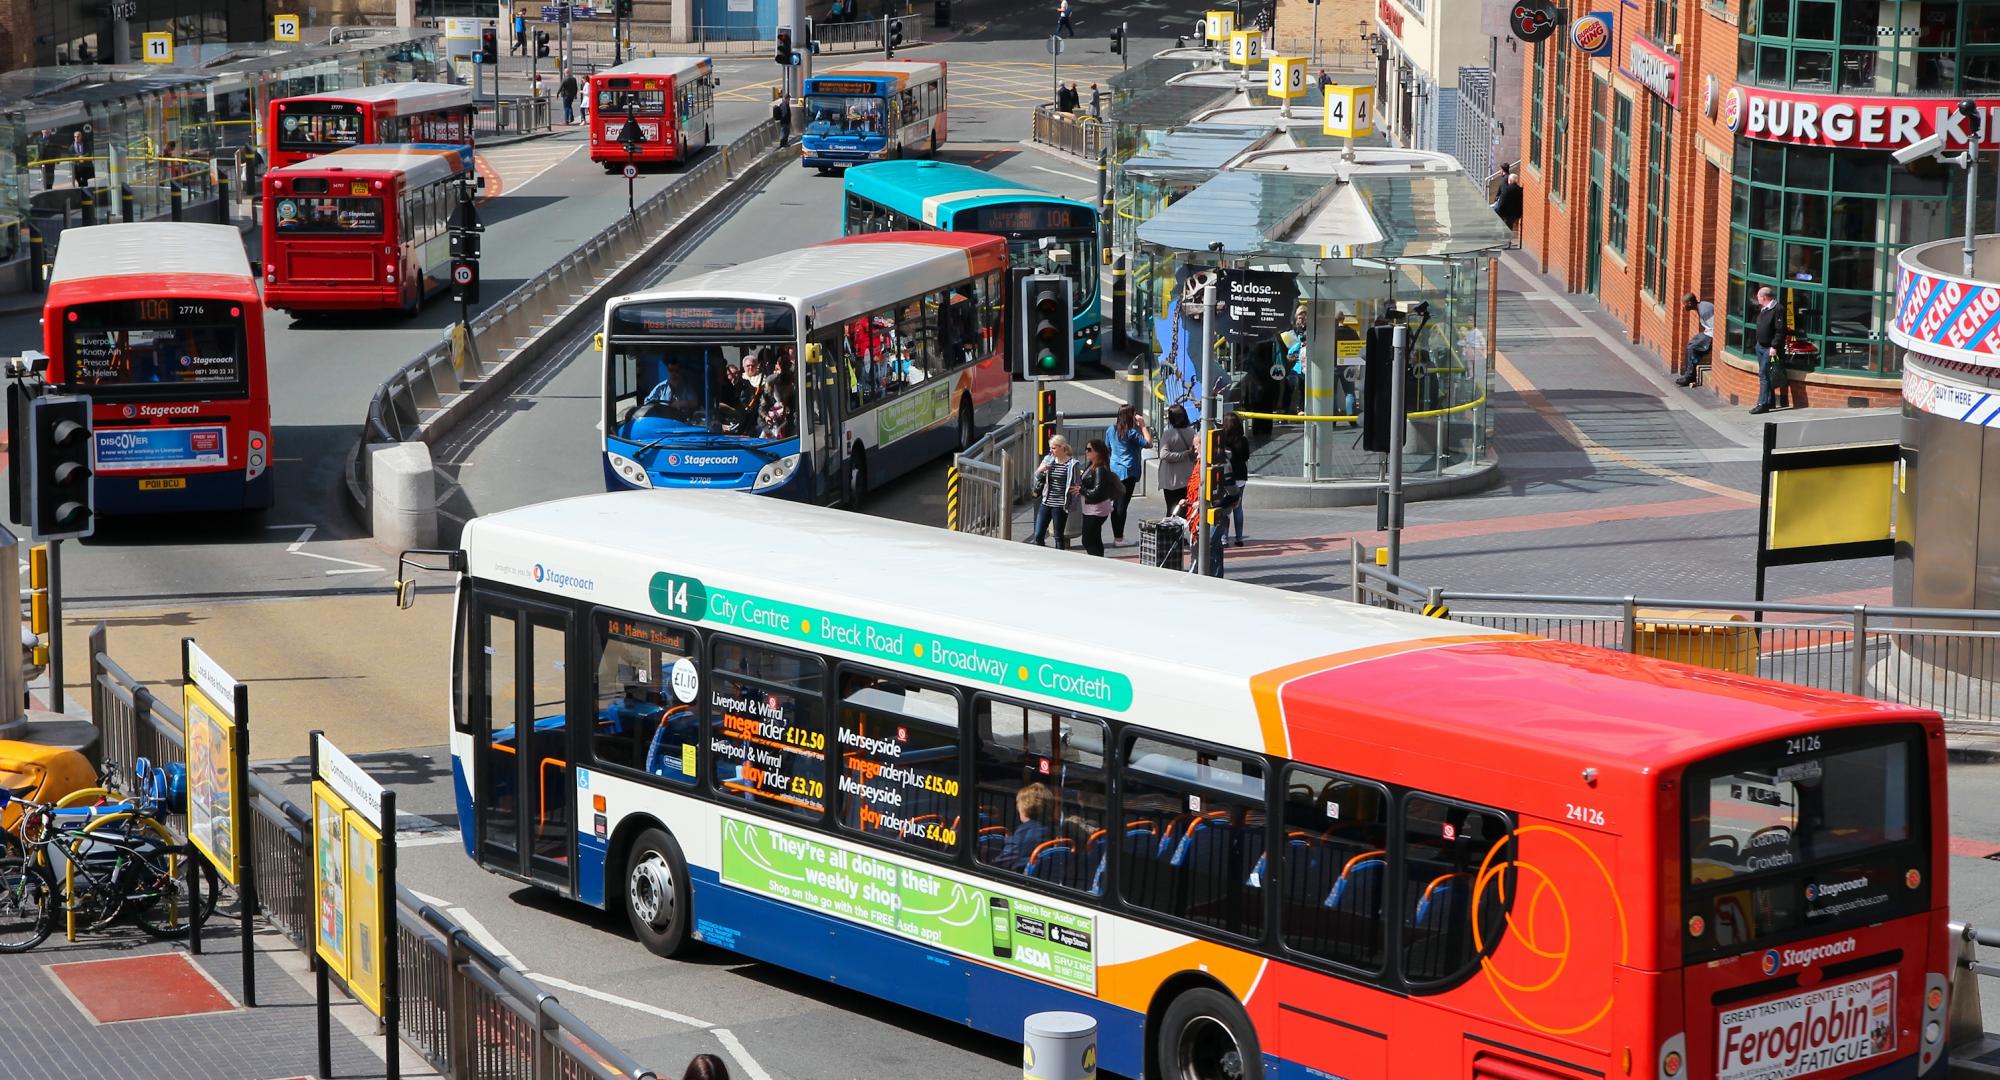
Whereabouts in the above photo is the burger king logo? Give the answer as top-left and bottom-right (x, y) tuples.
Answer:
(1722, 87), (1744, 132)
(1760, 948), (1782, 976)
(1570, 13), (1612, 55)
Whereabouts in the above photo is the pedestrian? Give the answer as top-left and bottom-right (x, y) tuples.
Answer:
(559, 68), (579, 125)
(69, 130), (93, 188)
(1078, 438), (1119, 556)
(682, 1054), (732, 1080)
(1750, 286), (1788, 414)
(1089, 83), (1102, 119)
(1104, 403), (1150, 546)
(1678, 292), (1715, 387)
(1491, 170), (1524, 232)
(34, 130), (53, 191)
(1316, 69), (1332, 91)
(1057, 0), (1075, 37)
(1156, 404), (1196, 515)
(1031, 435), (1080, 549)
(1220, 411), (1249, 546)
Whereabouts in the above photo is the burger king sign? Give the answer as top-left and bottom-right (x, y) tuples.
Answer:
(1570, 12), (1612, 56)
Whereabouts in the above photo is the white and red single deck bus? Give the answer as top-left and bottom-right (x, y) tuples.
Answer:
(799, 58), (948, 172)
(43, 223), (273, 512)
(262, 144), (472, 315)
(587, 56), (716, 170)
(428, 490), (1951, 1080)
(267, 82), (477, 169)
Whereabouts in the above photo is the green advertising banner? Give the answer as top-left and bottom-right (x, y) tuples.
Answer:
(650, 572), (1134, 712)
(721, 817), (1097, 992)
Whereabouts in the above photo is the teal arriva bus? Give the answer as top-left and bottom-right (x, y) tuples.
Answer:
(843, 160), (1102, 363)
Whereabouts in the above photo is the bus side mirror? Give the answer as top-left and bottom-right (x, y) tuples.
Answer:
(394, 578), (417, 610)
(593, 332), (605, 352)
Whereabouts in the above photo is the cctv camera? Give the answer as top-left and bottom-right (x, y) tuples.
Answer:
(1894, 133), (1946, 165)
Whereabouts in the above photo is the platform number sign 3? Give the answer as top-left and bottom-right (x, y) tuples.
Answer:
(273, 14), (301, 41)
(1323, 84), (1375, 138)
(142, 31), (173, 63)
(1268, 56), (1308, 99)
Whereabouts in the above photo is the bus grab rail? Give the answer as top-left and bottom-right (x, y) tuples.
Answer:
(350, 117), (787, 524)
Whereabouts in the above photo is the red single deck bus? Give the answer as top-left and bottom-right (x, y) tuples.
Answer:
(587, 56), (716, 170)
(43, 222), (272, 512)
(267, 82), (476, 169)
(262, 143), (472, 315)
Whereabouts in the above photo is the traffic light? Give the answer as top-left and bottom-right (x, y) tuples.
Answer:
(480, 26), (498, 63)
(535, 29), (550, 56)
(616, 0), (633, 15)
(1110, 25), (1122, 53)
(1016, 274), (1075, 380)
(1036, 386), (1058, 456)
(776, 27), (792, 63)
(887, 18), (904, 55)
(1359, 323), (1396, 454)
(26, 395), (93, 540)
(1202, 428), (1225, 525)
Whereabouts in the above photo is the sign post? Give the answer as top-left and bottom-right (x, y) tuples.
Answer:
(1322, 82), (1375, 160)
(1266, 55), (1307, 118)
(311, 731), (396, 1080)
(182, 639), (254, 1006)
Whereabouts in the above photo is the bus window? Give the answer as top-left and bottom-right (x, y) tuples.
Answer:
(835, 669), (960, 854)
(973, 700), (1106, 895)
(979, 272), (1005, 359)
(895, 299), (933, 384)
(708, 640), (825, 818)
(1400, 795), (1509, 984)
(591, 615), (698, 783)
(805, 93), (882, 137)
(1278, 767), (1390, 971)
(1119, 736), (1266, 938)
(843, 310), (900, 407)
(273, 194), (383, 234)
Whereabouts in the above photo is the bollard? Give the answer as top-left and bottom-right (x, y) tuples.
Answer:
(1124, 360), (1145, 412)
(1024, 1012), (1097, 1080)
(80, 190), (96, 227)
(27, 229), (43, 293)
(215, 171), (230, 225)
(169, 183), (182, 221)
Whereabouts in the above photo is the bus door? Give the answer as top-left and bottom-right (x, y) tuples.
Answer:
(470, 593), (577, 892)
(806, 330), (846, 501)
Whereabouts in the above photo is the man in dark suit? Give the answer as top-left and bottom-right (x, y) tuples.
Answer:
(1491, 171), (1524, 232)
(1751, 286), (1786, 415)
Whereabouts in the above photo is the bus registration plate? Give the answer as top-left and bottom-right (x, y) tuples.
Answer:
(139, 478), (187, 491)
(1716, 972), (1895, 1079)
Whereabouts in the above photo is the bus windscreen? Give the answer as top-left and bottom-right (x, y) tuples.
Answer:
(63, 299), (247, 396)
(608, 342), (798, 441)
(805, 95), (884, 137)
(273, 194), (384, 234)
(276, 103), (368, 150)
(597, 89), (666, 115)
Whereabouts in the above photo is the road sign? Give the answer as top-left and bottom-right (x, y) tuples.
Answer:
(273, 13), (301, 41)
(622, 163), (638, 178)
(1228, 28), (1263, 66)
(1323, 84), (1375, 138)
(1267, 55), (1307, 99)
(452, 262), (476, 286)
(1047, 34), (1064, 54)
(142, 32), (173, 63)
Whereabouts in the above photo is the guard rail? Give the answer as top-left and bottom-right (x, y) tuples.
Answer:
(1032, 106), (1104, 160)
(475, 95), (554, 135)
(948, 409), (1034, 539)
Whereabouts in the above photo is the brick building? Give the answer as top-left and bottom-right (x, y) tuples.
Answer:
(1516, 1), (2000, 409)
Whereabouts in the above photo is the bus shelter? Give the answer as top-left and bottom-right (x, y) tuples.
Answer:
(1134, 155), (1512, 504)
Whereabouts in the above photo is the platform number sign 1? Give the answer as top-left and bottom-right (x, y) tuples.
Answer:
(1268, 56), (1308, 99)
(142, 31), (173, 63)
(273, 14), (301, 41)
(1204, 8), (1234, 42)
(1323, 83), (1375, 138)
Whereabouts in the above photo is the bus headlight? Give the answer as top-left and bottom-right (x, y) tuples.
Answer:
(607, 451), (652, 488)
(753, 454), (801, 491)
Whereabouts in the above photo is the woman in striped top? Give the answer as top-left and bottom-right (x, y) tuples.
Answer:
(1031, 435), (1080, 549)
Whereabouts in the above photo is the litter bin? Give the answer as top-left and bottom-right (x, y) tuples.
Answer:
(1631, 609), (1759, 675)
(935, 0), (950, 26)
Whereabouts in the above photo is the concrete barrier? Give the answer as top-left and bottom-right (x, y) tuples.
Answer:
(369, 442), (438, 549)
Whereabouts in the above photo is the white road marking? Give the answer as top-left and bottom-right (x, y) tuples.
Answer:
(1072, 379), (1125, 405)
(714, 1028), (777, 1080)
(408, 888), (452, 907)
(1031, 164), (1093, 183)
(446, 902), (523, 968)
(529, 973), (716, 1029)
(264, 523), (385, 575)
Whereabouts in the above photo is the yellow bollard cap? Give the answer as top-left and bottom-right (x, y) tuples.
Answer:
(1375, 546), (1388, 566)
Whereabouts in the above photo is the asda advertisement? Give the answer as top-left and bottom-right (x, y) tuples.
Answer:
(721, 817), (1097, 992)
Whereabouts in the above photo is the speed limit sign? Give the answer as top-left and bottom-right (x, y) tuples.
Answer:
(451, 258), (479, 303)
(452, 263), (476, 285)
(622, 163), (638, 178)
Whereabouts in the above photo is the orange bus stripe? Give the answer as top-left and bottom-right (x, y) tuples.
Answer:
(1248, 634), (1515, 757)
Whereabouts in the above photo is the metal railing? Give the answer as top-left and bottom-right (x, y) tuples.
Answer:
(475, 95), (555, 135)
(1950, 923), (2000, 1068)
(1349, 544), (2000, 733)
(1032, 106), (1104, 160)
(352, 117), (784, 511)
(84, 622), (661, 1079)
(949, 409), (1034, 539)
(805, 13), (928, 51)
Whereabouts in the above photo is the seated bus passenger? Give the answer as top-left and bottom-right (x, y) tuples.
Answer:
(993, 782), (1059, 872)
(761, 385), (795, 438)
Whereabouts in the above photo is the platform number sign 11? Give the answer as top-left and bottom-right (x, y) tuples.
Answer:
(1323, 84), (1375, 139)
(142, 31), (173, 63)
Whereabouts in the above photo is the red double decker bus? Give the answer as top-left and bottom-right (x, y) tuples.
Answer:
(587, 56), (716, 171)
(262, 143), (472, 315)
(267, 82), (476, 169)
(44, 223), (272, 513)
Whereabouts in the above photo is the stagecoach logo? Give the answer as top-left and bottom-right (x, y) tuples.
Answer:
(129, 402), (201, 417)
(1806, 878), (1870, 903)
(530, 563), (597, 591)
(1762, 949), (1783, 976)
(1765, 936), (1859, 973)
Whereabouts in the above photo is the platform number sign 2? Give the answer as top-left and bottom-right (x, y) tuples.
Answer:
(1323, 84), (1375, 138)
(273, 14), (301, 41)
(1228, 28), (1263, 66)
(142, 31), (173, 63)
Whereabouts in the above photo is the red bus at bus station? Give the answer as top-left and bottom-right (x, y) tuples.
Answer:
(267, 82), (476, 169)
(43, 222), (272, 512)
(262, 143), (473, 315)
(587, 56), (715, 170)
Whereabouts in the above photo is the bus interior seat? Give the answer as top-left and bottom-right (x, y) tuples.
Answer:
(977, 826), (1006, 863)
(1025, 838), (1076, 886)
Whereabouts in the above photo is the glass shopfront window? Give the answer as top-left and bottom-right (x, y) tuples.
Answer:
(1740, 0), (2000, 95)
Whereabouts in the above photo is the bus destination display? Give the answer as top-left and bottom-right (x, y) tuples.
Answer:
(63, 300), (245, 389)
(806, 81), (879, 95)
(710, 681), (824, 813)
(964, 205), (1082, 233)
(612, 301), (796, 337)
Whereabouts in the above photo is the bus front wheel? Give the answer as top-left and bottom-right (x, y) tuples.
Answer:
(623, 826), (694, 958)
(847, 447), (868, 508)
(1155, 986), (1262, 1080)
(956, 398), (975, 451)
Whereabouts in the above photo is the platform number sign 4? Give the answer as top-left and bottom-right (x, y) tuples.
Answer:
(1323, 84), (1375, 138)
(273, 14), (301, 41)
(142, 31), (173, 63)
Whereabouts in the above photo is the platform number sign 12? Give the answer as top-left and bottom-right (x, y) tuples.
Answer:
(1323, 83), (1375, 139)
(1268, 56), (1307, 100)
(142, 31), (173, 63)
(273, 14), (301, 41)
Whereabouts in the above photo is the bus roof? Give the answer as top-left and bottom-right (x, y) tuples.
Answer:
(810, 59), (944, 86)
(464, 491), (1929, 781)
(845, 160), (1088, 228)
(591, 56), (712, 80)
(277, 81), (473, 112)
(611, 233), (1004, 326)
(267, 143), (473, 187)
(49, 222), (253, 287)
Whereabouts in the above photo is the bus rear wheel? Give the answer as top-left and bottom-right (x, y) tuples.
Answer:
(847, 447), (868, 508)
(623, 826), (694, 958)
(1156, 987), (1262, 1080)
